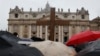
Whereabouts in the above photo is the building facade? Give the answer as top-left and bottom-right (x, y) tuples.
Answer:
(8, 3), (99, 43)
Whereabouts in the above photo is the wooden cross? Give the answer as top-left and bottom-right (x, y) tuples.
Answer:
(49, 8), (55, 41)
(37, 8), (69, 41)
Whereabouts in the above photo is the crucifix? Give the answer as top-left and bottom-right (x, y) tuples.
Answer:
(37, 8), (69, 41)
(49, 8), (55, 41)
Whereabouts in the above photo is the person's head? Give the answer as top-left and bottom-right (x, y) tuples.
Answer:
(13, 32), (18, 37)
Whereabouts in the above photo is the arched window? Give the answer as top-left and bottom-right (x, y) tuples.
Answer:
(15, 13), (18, 18)
(81, 15), (85, 19)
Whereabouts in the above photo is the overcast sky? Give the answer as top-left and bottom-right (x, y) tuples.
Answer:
(0, 0), (100, 30)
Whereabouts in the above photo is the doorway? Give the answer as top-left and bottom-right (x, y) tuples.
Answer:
(64, 36), (68, 43)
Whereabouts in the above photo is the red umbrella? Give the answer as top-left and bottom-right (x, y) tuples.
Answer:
(66, 30), (100, 46)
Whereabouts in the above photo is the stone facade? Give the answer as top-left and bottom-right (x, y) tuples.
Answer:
(8, 3), (100, 43)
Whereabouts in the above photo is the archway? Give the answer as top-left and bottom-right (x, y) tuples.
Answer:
(64, 36), (68, 43)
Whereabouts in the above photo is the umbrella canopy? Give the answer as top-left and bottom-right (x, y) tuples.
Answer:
(0, 31), (43, 56)
(66, 30), (100, 46)
(76, 39), (100, 56)
(72, 41), (93, 52)
(29, 40), (77, 56)
(0, 31), (22, 42)
(31, 36), (44, 41)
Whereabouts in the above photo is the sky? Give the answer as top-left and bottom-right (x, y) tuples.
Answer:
(0, 0), (100, 30)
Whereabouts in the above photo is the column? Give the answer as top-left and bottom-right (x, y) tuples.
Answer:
(39, 26), (42, 38)
(45, 26), (48, 40)
(61, 26), (64, 43)
(69, 26), (72, 39)
(28, 25), (31, 38)
(76, 26), (81, 33)
(58, 26), (61, 42)
(19, 25), (23, 38)
(36, 26), (40, 37)
(87, 26), (90, 30)
(8, 25), (13, 33)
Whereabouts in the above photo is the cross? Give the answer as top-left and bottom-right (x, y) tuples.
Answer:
(49, 8), (55, 41)
(37, 8), (69, 41)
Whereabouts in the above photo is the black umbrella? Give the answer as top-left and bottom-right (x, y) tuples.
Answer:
(77, 39), (100, 56)
(31, 36), (44, 41)
(0, 31), (22, 42)
(0, 31), (43, 56)
(72, 42), (92, 52)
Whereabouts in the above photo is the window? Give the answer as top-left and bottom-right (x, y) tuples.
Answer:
(55, 26), (58, 28)
(81, 15), (85, 19)
(56, 15), (58, 18)
(64, 15), (67, 18)
(33, 13), (37, 17)
(25, 25), (27, 28)
(56, 38), (58, 41)
(73, 26), (75, 28)
(43, 15), (45, 17)
(32, 32), (36, 34)
(42, 33), (45, 34)
(25, 15), (28, 18)
(64, 32), (68, 35)
(72, 16), (75, 18)
(15, 13), (18, 18)
(64, 13), (67, 18)
(56, 33), (58, 35)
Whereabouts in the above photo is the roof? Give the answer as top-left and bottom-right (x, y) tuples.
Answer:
(92, 16), (100, 22)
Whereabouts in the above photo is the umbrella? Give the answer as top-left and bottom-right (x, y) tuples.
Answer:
(66, 30), (100, 46)
(31, 36), (44, 41)
(29, 40), (77, 56)
(72, 42), (93, 52)
(76, 39), (100, 56)
(0, 31), (43, 56)
(18, 38), (33, 46)
(0, 31), (22, 42)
